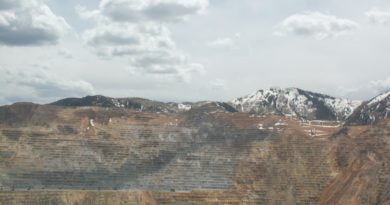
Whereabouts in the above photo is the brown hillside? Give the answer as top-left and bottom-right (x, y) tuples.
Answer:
(0, 104), (388, 204)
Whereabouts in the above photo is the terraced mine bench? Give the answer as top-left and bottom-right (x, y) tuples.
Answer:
(0, 104), (389, 204)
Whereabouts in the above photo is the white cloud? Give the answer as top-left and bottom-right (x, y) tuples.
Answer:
(207, 37), (234, 48)
(209, 79), (226, 90)
(366, 8), (390, 25)
(128, 51), (205, 82)
(337, 76), (390, 100)
(274, 12), (359, 40)
(0, 66), (94, 104)
(207, 33), (241, 49)
(79, 0), (208, 82)
(57, 48), (73, 59)
(83, 22), (175, 56)
(370, 76), (390, 93)
(0, 0), (21, 10)
(0, 0), (70, 46)
(99, 0), (208, 22)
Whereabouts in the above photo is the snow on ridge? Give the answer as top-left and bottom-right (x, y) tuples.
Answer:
(323, 98), (362, 120)
(348, 92), (390, 124)
(178, 103), (192, 111)
(231, 87), (361, 120)
(232, 87), (301, 109)
(367, 92), (390, 106)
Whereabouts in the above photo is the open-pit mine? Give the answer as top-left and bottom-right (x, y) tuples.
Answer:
(0, 90), (389, 204)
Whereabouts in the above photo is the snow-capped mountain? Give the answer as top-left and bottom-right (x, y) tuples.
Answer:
(49, 88), (363, 121)
(347, 91), (390, 125)
(231, 87), (361, 121)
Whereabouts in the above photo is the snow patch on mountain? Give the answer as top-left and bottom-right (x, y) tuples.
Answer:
(232, 87), (361, 121)
(347, 91), (390, 125)
(367, 92), (390, 106)
(178, 103), (192, 111)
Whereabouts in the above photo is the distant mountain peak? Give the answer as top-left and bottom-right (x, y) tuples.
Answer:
(49, 95), (238, 114)
(231, 87), (361, 121)
(347, 91), (390, 125)
(47, 88), (364, 121)
(50, 95), (172, 113)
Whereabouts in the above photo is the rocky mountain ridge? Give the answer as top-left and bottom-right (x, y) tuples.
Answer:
(231, 87), (361, 121)
(25, 87), (390, 124)
(50, 95), (178, 113)
(49, 95), (238, 114)
(347, 91), (390, 125)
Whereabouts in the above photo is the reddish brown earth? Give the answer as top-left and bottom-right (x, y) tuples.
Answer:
(0, 103), (389, 204)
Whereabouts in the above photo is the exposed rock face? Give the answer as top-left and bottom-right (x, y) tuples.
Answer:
(317, 121), (390, 205)
(231, 87), (361, 121)
(50, 95), (179, 113)
(347, 92), (390, 125)
(0, 104), (264, 192)
(0, 95), (389, 204)
(49, 95), (238, 114)
(50, 87), (361, 121)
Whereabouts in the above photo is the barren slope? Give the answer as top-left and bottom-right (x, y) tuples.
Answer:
(0, 103), (389, 204)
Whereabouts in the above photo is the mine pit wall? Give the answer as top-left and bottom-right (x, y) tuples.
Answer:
(318, 121), (390, 205)
(0, 108), (273, 192)
(0, 105), (389, 204)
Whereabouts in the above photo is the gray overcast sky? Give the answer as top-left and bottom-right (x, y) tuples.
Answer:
(1, 0), (390, 104)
